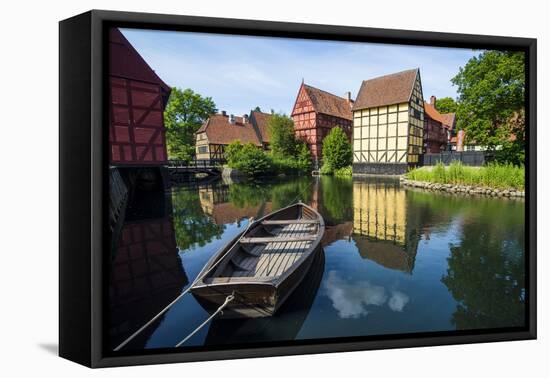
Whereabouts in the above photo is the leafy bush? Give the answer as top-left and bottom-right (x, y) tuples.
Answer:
(406, 161), (524, 190)
(320, 161), (334, 175)
(226, 141), (272, 176)
(334, 166), (353, 177)
(321, 127), (352, 173)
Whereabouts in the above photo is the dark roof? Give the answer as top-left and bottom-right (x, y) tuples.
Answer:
(299, 84), (353, 120)
(250, 111), (273, 144)
(352, 69), (419, 111)
(196, 114), (263, 146)
(109, 28), (170, 96)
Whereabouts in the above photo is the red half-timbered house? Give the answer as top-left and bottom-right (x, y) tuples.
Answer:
(109, 28), (171, 166)
(291, 83), (353, 164)
(423, 96), (448, 153)
(423, 96), (456, 153)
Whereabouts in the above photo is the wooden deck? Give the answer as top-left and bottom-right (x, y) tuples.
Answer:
(216, 222), (317, 282)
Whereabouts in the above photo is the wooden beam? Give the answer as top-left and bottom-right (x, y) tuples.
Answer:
(261, 219), (319, 225)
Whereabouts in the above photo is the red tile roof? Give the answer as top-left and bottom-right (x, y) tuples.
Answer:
(196, 114), (263, 146)
(250, 111), (273, 144)
(302, 84), (353, 120)
(352, 69), (419, 111)
(424, 102), (445, 124)
(441, 113), (456, 130)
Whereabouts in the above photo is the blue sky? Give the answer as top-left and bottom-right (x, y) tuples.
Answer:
(121, 28), (478, 116)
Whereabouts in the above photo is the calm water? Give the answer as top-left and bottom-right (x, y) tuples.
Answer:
(108, 175), (525, 351)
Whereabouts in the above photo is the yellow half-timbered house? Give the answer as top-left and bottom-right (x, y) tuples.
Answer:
(352, 69), (425, 175)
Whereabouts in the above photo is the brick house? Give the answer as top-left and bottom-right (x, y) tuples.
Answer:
(291, 82), (353, 165)
(195, 111), (272, 160)
(423, 96), (449, 153)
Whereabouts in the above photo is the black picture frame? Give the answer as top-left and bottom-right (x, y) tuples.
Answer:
(59, 9), (537, 368)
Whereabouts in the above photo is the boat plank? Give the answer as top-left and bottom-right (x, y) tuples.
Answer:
(240, 236), (316, 244)
(262, 219), (320, 225)
(257, 223), (298, 277)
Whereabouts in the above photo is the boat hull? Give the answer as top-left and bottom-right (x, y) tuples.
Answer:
(191, 202), (325, 318)
(192, 244), (321, 318)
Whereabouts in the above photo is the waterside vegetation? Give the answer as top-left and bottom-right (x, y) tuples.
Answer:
(225, 113), (312, 177)
(406, 161), (524, 191)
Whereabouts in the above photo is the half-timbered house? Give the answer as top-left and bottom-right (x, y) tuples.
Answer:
(291, 83), (353, 165)
(423, 96), (449, 153)
(109, 28), (171, 166)
(352, 69), (425, 175)
(195, 111), (272, 161)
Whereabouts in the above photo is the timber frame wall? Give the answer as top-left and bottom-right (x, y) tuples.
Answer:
(353, 71), (424, 175)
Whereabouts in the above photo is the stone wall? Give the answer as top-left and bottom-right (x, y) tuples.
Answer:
(400, 177), (525, 198)
(353, 163), (409, 175)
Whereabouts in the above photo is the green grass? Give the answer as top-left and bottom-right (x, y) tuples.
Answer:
(334, 166), (353, 177)
(406, 161), (524, 190)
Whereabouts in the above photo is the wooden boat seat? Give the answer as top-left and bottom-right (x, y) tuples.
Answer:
(240, 236), (317, 244)
(261, 219), (320, 225)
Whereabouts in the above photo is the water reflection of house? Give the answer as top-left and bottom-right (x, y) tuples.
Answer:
(322, 222), (353, 246)
(352, 179), (420, 273)
(109, 194), (188, 350)
(198, 185), (273, 224)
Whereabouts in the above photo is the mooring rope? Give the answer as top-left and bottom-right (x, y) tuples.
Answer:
(175, 294), (235, 347)
(113, 218), (254, 352)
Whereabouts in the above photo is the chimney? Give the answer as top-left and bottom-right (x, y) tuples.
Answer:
(430, 96), (437, 106)
(344, 91), (353, 106)
(221, 110), (227, 116)
(229, 114), (235, 124)
(243, 114), (249, 123)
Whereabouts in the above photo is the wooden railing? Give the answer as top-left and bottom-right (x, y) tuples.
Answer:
(167, 158), (225, 169)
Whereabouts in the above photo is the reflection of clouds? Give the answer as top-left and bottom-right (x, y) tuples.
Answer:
(324, 271), (409, 318)
(388, 290), (409, 312)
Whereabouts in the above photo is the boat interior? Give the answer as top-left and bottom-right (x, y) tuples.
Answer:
(205, 205), (321, 283)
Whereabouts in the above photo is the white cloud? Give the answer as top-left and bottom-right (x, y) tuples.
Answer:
(120, 28), (478, 115)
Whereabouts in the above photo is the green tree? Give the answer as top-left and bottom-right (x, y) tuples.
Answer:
(295, 140), (313, 171)
(321, 127), (352, 173)
(268, 113), (298, 157)
(252, 106), (262, 112)
(434, 97), (458, 114)
(226, 141), (272, 176)
(164, 88), (217, 161)
(452, 51), (525, 164)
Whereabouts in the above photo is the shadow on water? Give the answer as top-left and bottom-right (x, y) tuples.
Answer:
(108, 183), (189, 351)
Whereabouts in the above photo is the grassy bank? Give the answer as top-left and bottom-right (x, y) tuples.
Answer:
(406, 162), (524, 190)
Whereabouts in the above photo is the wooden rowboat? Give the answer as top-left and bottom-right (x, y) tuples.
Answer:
(191, 202), (325, 318)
